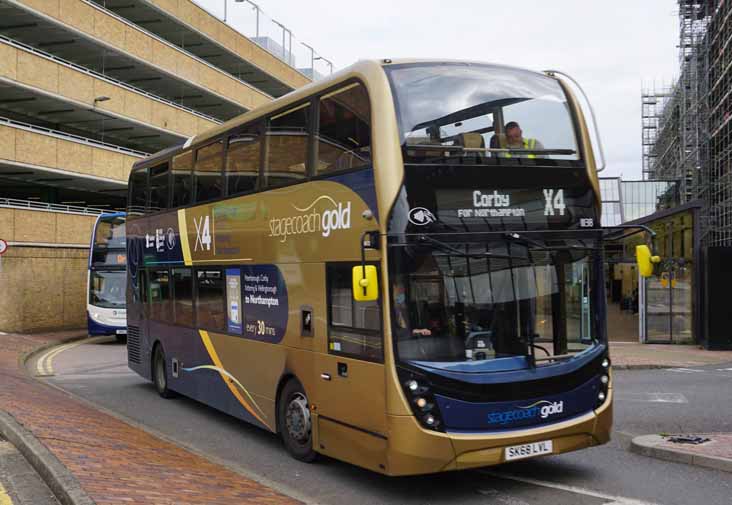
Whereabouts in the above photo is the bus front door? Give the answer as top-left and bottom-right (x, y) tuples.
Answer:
(314, 340), (387, 472)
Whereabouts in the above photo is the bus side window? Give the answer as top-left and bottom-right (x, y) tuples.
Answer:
(226, 125), (261, 196)
(327, 263), (383, 362)
(127, 168), (148, 216)
(264, 104), (310, 188)
(149, 268), (172, 321)
(172, 267), (194, 327)
(195, 268), (226, 332)
(148, 162), (170, 213)
(317, 83), (371, 175)
(171, 152), (193, 208)
(195, 141), (224, 203)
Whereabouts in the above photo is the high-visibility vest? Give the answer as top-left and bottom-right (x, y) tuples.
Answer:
(504, 138), (537, 159)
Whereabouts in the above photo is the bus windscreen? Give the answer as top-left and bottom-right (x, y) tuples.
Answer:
(390, 236), (600, 365)
(385, 63), (580, 161)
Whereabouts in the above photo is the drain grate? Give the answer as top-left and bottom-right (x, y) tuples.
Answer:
(666, 435), (710, 445)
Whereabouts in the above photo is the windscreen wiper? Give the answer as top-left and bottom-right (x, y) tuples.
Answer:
(405, 145), (577, 156)
(504, 232), (598, 251)
(416, 234), (513, 259)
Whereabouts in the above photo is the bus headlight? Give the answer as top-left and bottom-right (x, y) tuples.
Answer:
(398, 368), (445, 432)
(598, 391), (606, 402)
(600, 375), (609, 385)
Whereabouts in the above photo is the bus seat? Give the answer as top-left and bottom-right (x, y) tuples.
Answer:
(458, 133), (485, 160)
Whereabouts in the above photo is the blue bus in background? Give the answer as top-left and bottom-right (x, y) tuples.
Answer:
(87, 212), (127, 342)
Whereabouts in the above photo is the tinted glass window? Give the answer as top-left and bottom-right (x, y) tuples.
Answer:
(148, 163), (170, 212)
(317, 84), (371, 174)
(195, 141), (224, 202)
(128, 169), (147, 216)
(171, 152), (193, 208)
(327, 264), (382, 361)
(196, 269), (225, 331)
(226, 126), (260, 196)
(89, 270), (126, 308)
(264, 104), (310, 187)
(149, 268), (172, 321)
(172, 268), (193, 326)
(386, 63), (579, 161)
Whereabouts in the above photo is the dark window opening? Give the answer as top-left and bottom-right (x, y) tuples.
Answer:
(195, 141), (224, 202)
(149, 268), (172, 321)
(226, 125), (261, 196)
(317, 83), (371, 174)
(173, 267), (194, 327)
(327, 263), (382, 361)
(196, 268), (226, 332)
(264, 104), (310, 188)
(128, 168), (148, 216)
(148, 163), (170, 212)
(172, 152), (193, 208)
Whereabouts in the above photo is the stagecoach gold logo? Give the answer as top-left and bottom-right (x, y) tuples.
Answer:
(268, 195), (352, 243)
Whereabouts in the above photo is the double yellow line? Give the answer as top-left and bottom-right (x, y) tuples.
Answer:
(0, 481), (12, 505)
(35, 337), (108, 377)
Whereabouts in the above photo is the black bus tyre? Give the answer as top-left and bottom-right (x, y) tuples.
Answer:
(153, 345), (176, 399)
(278, 379), (317, 462)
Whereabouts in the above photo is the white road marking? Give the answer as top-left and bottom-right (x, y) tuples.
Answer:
(478, 470), (661, 505)
(716, 367), (732, 371)
(615, 392), (688, 404)
(666, 368), (704, 373)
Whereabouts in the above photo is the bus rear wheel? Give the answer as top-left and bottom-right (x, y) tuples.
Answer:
(278, 379), (317, 462)
(153, 345), (176, 399)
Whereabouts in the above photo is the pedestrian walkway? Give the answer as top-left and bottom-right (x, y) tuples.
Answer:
(631, 434), (732, 474)
(609, 341), (732, 369)
(0, 331), (302, 505)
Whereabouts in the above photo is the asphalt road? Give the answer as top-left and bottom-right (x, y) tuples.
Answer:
(32, 338), (732, 505)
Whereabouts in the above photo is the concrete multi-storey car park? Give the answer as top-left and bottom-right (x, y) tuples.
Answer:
(0, 0), (315, 332)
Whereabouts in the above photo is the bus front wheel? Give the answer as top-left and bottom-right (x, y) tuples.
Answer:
(153, 345), (176, 399)
(278, 379), (317, 462)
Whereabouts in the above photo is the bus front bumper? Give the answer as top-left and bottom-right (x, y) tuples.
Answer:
(385, 389), (612, 476)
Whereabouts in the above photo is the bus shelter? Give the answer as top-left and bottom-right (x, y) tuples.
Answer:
(605, 201), (702, 344)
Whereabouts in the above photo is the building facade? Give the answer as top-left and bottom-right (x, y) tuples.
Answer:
(0, 0), (316, 332)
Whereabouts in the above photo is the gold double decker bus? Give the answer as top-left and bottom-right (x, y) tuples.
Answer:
(126, 59), (614, 475)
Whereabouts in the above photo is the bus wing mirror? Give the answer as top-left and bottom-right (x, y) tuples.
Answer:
(352, 265), (378, 302)
(636, 245), (661, 278)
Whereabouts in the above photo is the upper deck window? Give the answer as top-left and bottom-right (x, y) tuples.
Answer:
(316, 83), (371, 175)
(264, 104), (310, 188)
(226, 124), (261, 196)
(195, 141), (224, 202)
(172, 151), (193, 208)
(128, 168), (147, 216)
(385, 63), (580, 162)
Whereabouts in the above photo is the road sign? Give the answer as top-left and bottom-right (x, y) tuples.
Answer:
(0, 239), (7, 255)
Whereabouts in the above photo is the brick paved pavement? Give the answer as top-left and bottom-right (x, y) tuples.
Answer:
(0, 331), (302, 505)
(609, 342), (732, 369)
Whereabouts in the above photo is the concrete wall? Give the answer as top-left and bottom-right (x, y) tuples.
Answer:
(14, 0), (272, 112)
(0, 39), (218, 138)
(0, 208), (96, 332)
(0, 123), (142, 182)
(147, 0), (311, 91)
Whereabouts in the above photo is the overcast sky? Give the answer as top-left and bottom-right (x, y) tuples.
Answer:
(200, 0), (679, 179)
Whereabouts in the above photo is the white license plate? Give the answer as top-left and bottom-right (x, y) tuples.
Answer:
(505, 440), (553, 461)
(116, 329), (127, 335)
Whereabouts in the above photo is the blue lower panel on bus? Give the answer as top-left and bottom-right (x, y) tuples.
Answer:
(147, 322), (271, 432)
(87, 315), (124, 336)
(436, 375), (602, 432)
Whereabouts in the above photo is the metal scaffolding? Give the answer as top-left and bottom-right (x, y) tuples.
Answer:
(641, 1), (732, 246)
